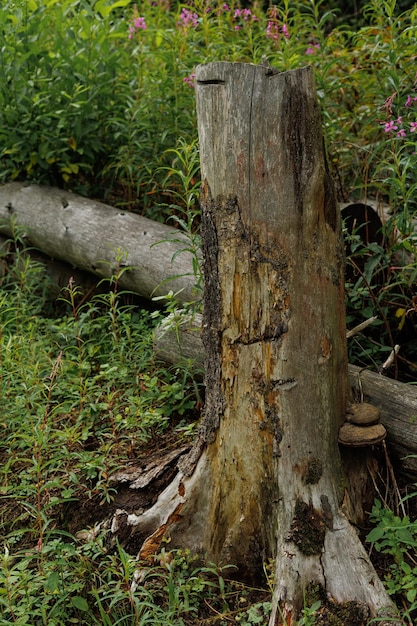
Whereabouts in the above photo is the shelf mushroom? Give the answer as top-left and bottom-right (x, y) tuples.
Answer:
(338, 402), (386, 447)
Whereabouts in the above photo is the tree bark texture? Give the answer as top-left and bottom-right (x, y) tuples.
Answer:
(175, 62), (397, 623)
(0, 182), (198, 303)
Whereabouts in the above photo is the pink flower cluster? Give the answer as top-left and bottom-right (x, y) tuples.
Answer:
(265, 7), (289, 42)
(405, 94), (417, 108)
(305, 43), (320, 55)
(266, 20), (289, 41)
(233, 7), (258, 30)
(382, 95), (417, 137)
(128, 16), (147, 39)
(178, 7), (199, 29)
(183, 72), (196, 88)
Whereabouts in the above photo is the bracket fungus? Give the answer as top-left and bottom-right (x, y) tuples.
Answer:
(338, 402), (386, 447)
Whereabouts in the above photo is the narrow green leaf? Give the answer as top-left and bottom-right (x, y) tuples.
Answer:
(71, 596), (89, 611)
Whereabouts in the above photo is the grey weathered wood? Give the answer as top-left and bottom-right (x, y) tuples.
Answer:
(154, 313), (417, 477)
(0, 182), (198, 303)
(349, 365), (417, 475)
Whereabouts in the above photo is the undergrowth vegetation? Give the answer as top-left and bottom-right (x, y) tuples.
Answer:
(0, 0), (417, 624)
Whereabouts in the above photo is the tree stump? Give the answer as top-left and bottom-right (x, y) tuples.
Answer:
(98, 62), (400, 624)
(187, 62), (398, 623)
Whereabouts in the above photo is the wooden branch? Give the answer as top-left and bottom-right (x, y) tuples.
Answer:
(0, 182), (198, 303)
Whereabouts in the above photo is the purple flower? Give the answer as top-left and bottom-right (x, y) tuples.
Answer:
(410, 122), (417, 132)
(384, 120), (398, 132)
(282, 23), (290, 39)
(405, 95), (417, 107)
(223, 3), (230, 11)
(128, 15), (147, 38)
(134, 16), (147, 29)
(266, 20), (280, 41)
(397, 128), (406, 138)
(234, 7), (258, 25)
(305, 43), (320, 55)
(178, 8), (199, 29)
(183, 72), (196, 88)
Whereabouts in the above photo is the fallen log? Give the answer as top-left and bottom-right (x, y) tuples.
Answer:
(0, 182), (199, 303)
(154, 311), (417, 478)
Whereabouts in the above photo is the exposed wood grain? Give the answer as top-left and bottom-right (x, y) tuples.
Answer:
(190, 62), (398, 622)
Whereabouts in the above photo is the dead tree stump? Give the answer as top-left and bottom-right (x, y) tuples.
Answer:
(189, 62), (399, 624)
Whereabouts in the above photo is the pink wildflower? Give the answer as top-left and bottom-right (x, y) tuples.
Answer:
(305, 43), (320, 55)
(405, 95), (417, 107)
(128, 15), (146, 38)
(384, 120), (398, 132)
(266, 21), (289, 41)
(397, 128), (406, 138)
(183, 72), (196, 88)
(234, 7), (258, 26)
(178, 8), (199, 28)
(410, 122), (417, 132)
(134, 16), (147, 29)
(266, 20), (280, 41)
(223, 3), (230, 10)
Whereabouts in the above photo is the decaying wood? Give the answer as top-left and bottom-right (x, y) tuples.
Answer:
(349, 365), (417, 476)
(1, 65), (405, 623)
(0, 182), (199, 303)
(0, 233), (102, 298)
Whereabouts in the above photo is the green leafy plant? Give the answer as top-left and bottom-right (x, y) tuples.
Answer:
(367, 499), (417, 625)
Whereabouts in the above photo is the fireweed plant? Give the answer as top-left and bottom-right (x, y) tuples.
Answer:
(0, 0), (417, 622)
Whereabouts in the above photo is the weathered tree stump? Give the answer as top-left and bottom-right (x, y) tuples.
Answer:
(8, 63), (400, 624)
(163, 62), (398, 623)
(154, 314), (417, 479)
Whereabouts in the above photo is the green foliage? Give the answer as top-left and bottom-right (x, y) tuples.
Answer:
(0, 234), (197, 538)
(0, 0), (415, 211)
(1, 1), (417, 623)
(367, 499), (417, 624)
(0, 237), (274, 626)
